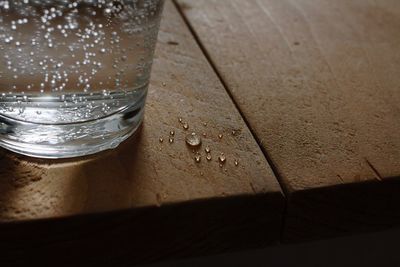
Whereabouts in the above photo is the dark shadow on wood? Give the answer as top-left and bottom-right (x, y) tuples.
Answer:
(283, 176), (400, 242)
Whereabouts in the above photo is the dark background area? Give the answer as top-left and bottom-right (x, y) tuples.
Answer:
(142, 227), (400, 267)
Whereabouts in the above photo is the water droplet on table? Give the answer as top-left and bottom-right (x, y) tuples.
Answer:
(218, 133), (223, 139)
(185, 132), (202, 147)
(218, 153), (226, 164)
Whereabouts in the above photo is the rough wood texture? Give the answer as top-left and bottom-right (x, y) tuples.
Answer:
(176, 0), (400, 241)
(0, 1), (284, 265)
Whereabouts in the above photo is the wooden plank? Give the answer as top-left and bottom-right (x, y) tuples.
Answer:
(0, 1), (284, 265)
(176, 0), (400, 241)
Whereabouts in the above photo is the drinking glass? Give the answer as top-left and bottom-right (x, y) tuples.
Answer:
(0, 0), (165, 158)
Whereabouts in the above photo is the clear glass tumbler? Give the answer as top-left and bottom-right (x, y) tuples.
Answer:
(0, 0), (164, 158)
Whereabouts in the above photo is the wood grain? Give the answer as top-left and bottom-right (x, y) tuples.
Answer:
(176, 0), (400, 241)
(0, 1), (284, 265)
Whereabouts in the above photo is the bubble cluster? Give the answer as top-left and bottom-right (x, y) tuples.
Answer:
(0, 0), (163, 124)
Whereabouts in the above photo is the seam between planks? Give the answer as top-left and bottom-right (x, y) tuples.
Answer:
(171, 0), (289, 242)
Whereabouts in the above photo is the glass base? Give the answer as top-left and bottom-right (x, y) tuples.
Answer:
(0, 103), (144, 159)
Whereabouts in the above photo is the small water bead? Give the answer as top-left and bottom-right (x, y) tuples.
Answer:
(159, 137), (163, 143)
(234, 159), (239, 166)
(178, 117), (183, 123)
(218, 153), (226, 164)
(170, 130), (175, 136)
(183, 122), (189, 130)
(218, 133), (223, 139)
(194, 153), (201, 163)
(169, 137), (174, 144)
(162, 82), (166, 86)
(206, 154), (212, 161)
(205, 146), (210, 153)
(185, 132), (202, 147)
(202, 132), (207, 137)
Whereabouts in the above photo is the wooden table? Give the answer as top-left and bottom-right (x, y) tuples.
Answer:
(1, 0), (399, 265)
